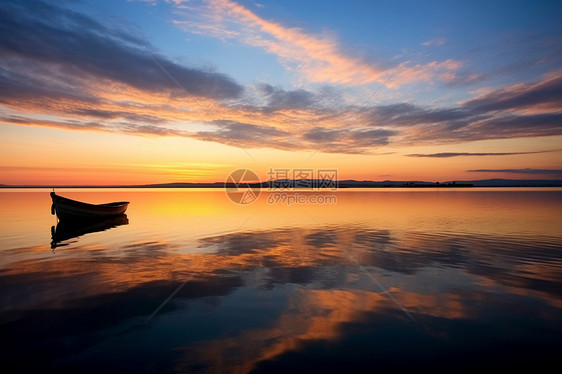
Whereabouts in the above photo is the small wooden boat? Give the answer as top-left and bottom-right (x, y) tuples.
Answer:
(50, 192), (129, 221)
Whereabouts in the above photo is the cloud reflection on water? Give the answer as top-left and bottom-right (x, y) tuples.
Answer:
(1, 221), (561, 371)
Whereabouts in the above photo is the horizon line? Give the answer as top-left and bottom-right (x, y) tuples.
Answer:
(2, 178), (562, 189)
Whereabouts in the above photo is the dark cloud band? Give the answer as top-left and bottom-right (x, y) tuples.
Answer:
(407, 151), (554, 158)
(467, 168), (562, 175)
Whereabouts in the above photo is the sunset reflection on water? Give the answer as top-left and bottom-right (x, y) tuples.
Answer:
(0, 188), (561, 372)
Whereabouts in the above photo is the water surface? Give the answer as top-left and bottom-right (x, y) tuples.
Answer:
(1, 188), (561, 372)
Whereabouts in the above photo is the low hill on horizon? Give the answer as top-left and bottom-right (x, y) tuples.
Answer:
(2, 179), (562, 188)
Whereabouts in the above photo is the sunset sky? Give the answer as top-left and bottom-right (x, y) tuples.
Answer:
(1, 0), (561, 185)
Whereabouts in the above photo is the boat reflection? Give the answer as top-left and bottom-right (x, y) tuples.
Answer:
(50, 214), (129, 249)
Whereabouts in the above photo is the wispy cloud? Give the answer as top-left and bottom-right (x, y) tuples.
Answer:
(422, 37), (446, 46)
(463, 72), (562, 112)
(406, 151), (554, 158)
(467, 168), (562, 175)
(172, 0), (460, 86)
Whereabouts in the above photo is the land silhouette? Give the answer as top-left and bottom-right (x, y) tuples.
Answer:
(2, 179), (562, 188)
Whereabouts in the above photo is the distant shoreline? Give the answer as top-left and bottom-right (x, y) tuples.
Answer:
(2, 179), (562, 188)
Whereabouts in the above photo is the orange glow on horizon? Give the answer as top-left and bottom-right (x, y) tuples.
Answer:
(2, 120), (562, 186)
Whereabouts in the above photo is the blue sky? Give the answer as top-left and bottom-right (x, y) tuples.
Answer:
(0, 0), (561, 184)
(87, 0), (562, 95)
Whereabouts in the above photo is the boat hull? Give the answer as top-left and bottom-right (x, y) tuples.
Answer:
(50, 192), (129, 221)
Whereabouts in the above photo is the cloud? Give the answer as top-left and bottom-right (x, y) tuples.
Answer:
(361, 82), (562, 145)
(172, 0), (461, 86)
(0, 0), (243, 103)
(173, 0), (384, 85)
(466, 113), (562, 140)
(422, 38), (446, 46)
(0, 114), (188, 137)
(407, 151), (554, 158)
(257, 84), (318, 110)
(194, 120), (297, 149)
(301, 127), (397, 153)
(365, 103), (477, 127)
(467, 168), (562, 175)
(1, 0), (561, 156)
(439, 72), (487, 87)
(462, 73), (562, 112)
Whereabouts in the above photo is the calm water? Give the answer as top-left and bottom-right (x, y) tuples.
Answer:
(1, 188), (561, 372)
